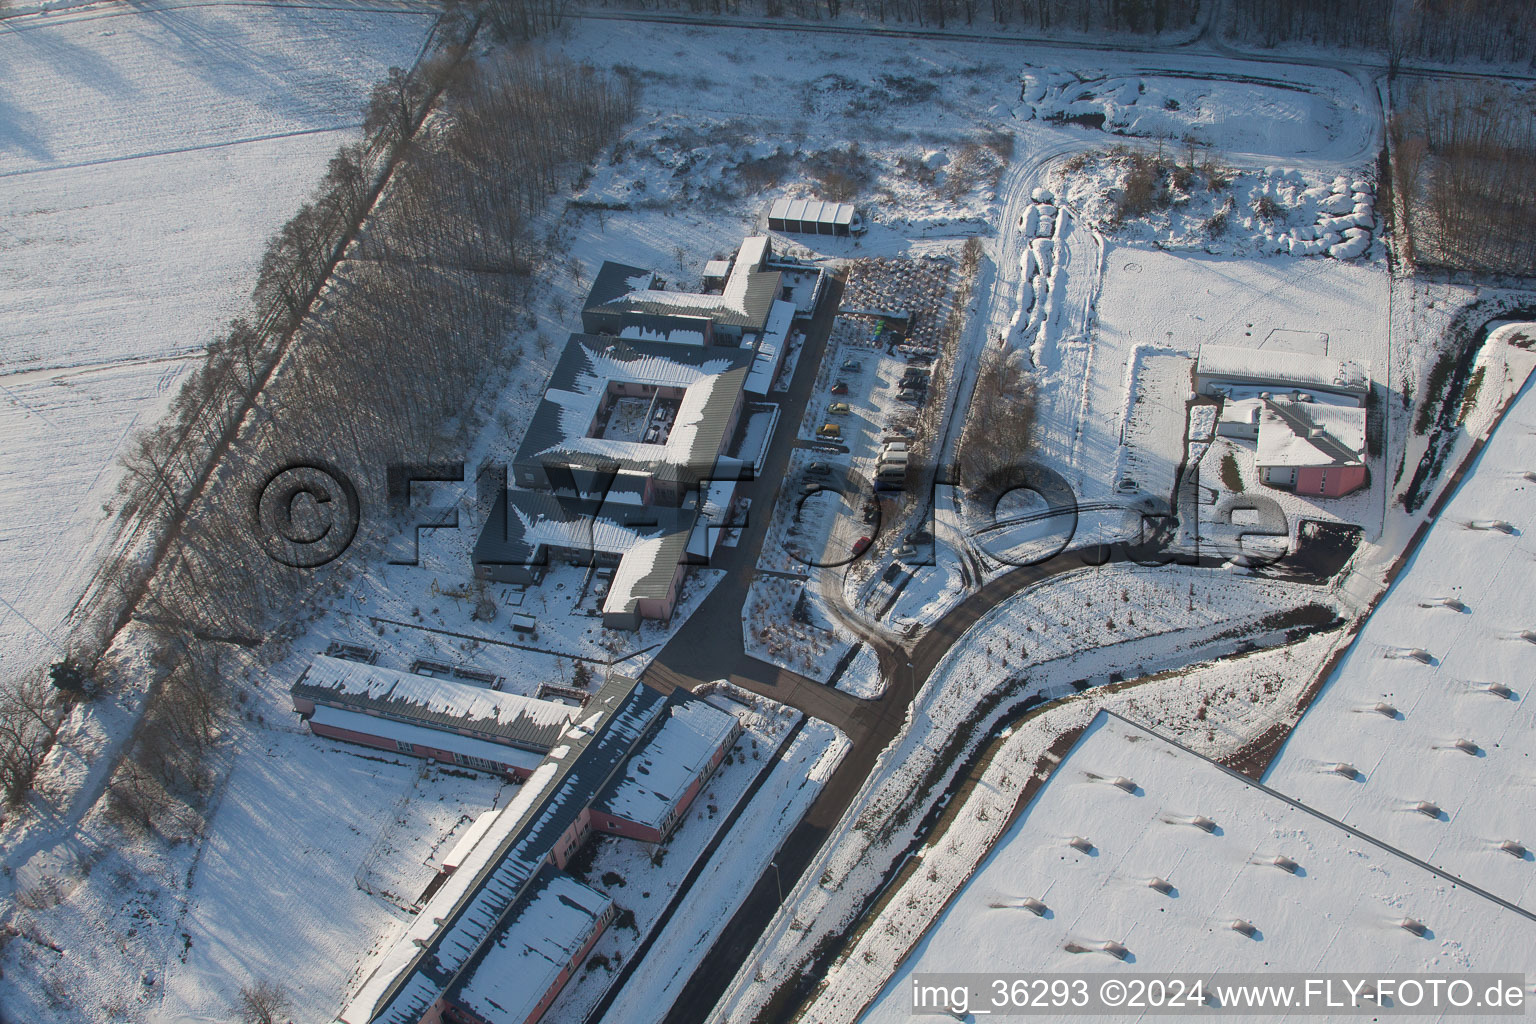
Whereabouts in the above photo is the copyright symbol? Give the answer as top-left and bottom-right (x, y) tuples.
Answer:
(1100, 979), (1127, 1007)
(254, 462), (360, 568)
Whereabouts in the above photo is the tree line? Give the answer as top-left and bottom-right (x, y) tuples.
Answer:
(1224, 0), (1536, 70)
(2, 31), (632, 851)
(1389, 80), (1536, 274)
(596, 0), (1198, 33)
(99, 48), (635, 836)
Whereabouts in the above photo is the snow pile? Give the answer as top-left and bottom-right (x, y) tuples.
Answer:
(1056, 158), (1378, 261)
(1007, 188), (1066, 367)
(1285, 175), (1376, 259)
(1014, 66), (1359, 158)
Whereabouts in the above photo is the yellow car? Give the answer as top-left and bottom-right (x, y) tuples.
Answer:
(828, 402), (851, 415)
(816, 423), (841, 439)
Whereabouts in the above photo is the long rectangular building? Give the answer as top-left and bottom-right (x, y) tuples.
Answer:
(337, 677), (744, 1024)
(292, 657), (577, 778)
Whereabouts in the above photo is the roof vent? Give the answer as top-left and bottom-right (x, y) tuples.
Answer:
(1068, 836), (1095, 854)
(1270, 855), (1300, 874)
(1484, 682), (1515, 699)
(1019, 897), (1049, 916)
(1419, 596), (1468, 611)
(1467, 519), (1515, 533)
(1329, 762), (1360, 779)
(1413, 800), (1442, 818)
(1189, 815), (1217, 833)
(1108, 776), (1138, 793)
(1397, 917), (1428, 937)
(1452, 738), (1481, 755)
(1500, 840), (1527, 858)
(1230, 919), (1258, 938)
(1383, 648), (1433, 663)
(1369, 702), (1399, 717)
(1099, 941), (1131, 960)
(1147, 877), (1175, 895)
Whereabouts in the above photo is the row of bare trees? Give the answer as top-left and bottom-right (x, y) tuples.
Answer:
(96, 50), (634, 836)
(1224, 0), (1536, 69)
(602, 0), (1197, 32)
(959, 344), (1038, 489)
(1389, 80), (1536, 274)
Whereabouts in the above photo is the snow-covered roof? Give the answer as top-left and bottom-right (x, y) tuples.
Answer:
(341, 675), (669, 1024)
(1217, 396), (1262, 428)
(442, 810), (501, 873)
(744, 298), (796, 395)
(1196, 343), (1369, 397)
(863, 711), (1536, 1023)
(1254, 399), (1366, 468)
(584, 237), (779, 331)
(1264, 381), (1536, 910)
(294, 656), (575, 751)
(515, 334), (751, 485)
(618, 322), (707, 346)
(308, 705), (546, 773)
(596, 699), (740, 831)
(602, 532), (689, 619)
(769, 197), (857, 230)
(449, 867), (612, 1023)
(474, 489), (696, 583)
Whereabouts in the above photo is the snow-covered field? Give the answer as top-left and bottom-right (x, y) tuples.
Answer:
(0, 0), (437, 678)
(2, 713), (501, 1022)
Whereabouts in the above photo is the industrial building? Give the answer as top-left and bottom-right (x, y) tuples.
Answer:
(335, 674), (741, 1024)
(767, 197), (863, 237)
(291, 656), (578, 779)
(1200, 344), (1371, 498)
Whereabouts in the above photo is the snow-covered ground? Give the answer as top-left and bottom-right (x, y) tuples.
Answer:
(858, 712), (1536, 1024)
(1264, 373), (1536, 911)
(0, 0), (437, 678)
(2, 712), (501, 1023)
(743, 575), (856, 684)
(715, 561), (1338, 1022)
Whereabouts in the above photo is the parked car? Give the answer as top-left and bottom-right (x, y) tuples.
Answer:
(906, 529), (933, 545)
(906, 353), (934, 366)
(851, 536), (872, 557)
(830, 382), (849, 395)
(840, 358), (862, 373)
(828, 402), (851, 415)
(816, 423), (841, 439)
(897, 391), (925, 405)
(806, 461), (831, 476)
(894, 543), (917, 559)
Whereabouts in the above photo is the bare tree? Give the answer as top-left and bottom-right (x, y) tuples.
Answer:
(234, 979), (293, 1024)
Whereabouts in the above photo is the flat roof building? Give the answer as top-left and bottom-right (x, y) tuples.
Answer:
(1195, 344), (1370, 405)
(336, 676), (744, 1024)
(292, 657), (578, 778)
(767, 198), (861, 237)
